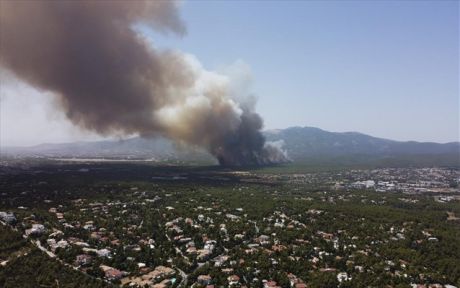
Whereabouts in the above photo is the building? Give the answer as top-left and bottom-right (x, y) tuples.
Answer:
(197, 275), (212, 286)
(337, 272), (351, 283)
(75, 254), (93, 266)
(25, 224), (45, 236)
(0, 211), (16, 224)
(100, 265), (124, 281)
(97, 248), (111, 258)
(228, 275), (240, 286)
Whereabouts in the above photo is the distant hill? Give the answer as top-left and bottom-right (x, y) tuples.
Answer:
(264, 126), (459, 157)
(2, 137), (214, 164)
(265, 127), (459, 167)
(2, 126), (459, 167)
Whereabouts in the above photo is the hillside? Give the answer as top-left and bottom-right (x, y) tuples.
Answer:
(265, 127), (459, 156)
(2, 137), (214, 163)
(264, 127), (459, 167)
(2, 127), (459, 167)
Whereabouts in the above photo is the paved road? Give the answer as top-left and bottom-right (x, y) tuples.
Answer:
(33, 240), (56, 258)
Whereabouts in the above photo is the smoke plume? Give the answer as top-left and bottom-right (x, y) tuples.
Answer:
(0, 1), (287, 166)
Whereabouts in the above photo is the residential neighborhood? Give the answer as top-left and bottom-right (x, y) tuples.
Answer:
(0, 163), (459, 287)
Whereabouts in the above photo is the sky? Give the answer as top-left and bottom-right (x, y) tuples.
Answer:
(1, 0), (458, 146)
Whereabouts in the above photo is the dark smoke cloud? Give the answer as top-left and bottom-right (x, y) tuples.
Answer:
(0, 0), (287, 166)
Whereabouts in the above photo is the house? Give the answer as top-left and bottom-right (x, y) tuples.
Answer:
(226, 214), (240, 221)
(0, 212), (16, 224)
(228, 275), (240, 286)
(139, 266), (175, 283)
(152, 279), (172, 288)
(197, 275), (212, 286)
(213, 255), (229, 267)
(221, 268), (234, 274)
(75, 254), (93, 266)
(100, 265), (124, 281)
(186, 246), (197, 254)
(121, 266), (174, 287)
(197, 249), (212, 260)
(337, 272), (351, 283)
(272, 245), (287, 252)
(204, 240), (216, 251)
(264, 281), (280, 288)
(234, 234), (244, 240)
(97, 248), (111, 257)
(57, 239), (69, 249)
(287, 273), (305, 287)
(25, 224), (45, 236)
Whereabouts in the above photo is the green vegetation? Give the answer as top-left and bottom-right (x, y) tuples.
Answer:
(0, 225), (29, 260)
(0, 248), (110, 288)
(0, 162), (459, 287)
(0, 226), (109, 287)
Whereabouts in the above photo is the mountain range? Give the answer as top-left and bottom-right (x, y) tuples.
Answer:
(2, 127), (459, 167)
(265, 127), (459, 167)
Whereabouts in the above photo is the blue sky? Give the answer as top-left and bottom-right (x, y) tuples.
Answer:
(0, 0), (458, 146)
(146, 0), (459, 143)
